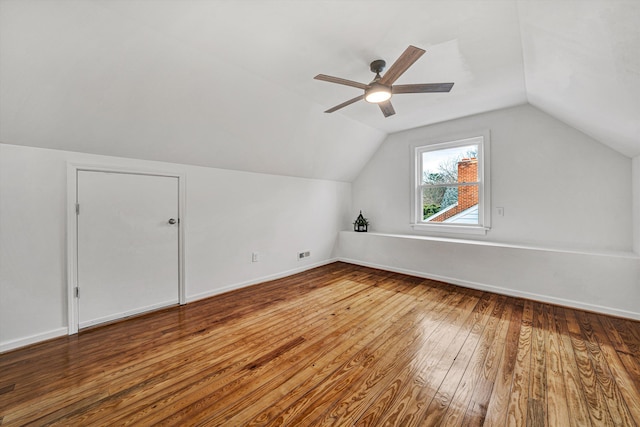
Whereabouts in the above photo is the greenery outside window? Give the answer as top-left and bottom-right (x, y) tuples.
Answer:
(412, 132), (490, 235)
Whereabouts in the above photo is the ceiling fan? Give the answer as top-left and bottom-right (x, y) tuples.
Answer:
(315, 45), (454, 118)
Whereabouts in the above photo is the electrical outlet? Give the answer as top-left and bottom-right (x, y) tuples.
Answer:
(497, 207), (504, 216)
(252, 252), (259, 262)
(298, 251), (311, 260)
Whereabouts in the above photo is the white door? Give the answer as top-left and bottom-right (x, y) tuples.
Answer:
(77, 171), (179, 328)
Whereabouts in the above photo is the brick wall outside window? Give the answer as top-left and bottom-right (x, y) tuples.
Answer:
(429, 158), (478, 222)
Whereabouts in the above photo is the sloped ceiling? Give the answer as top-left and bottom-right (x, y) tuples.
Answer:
(0, 1), (638, 181)
(519, 1), (640, 157)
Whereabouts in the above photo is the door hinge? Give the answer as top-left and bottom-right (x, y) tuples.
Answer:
(75, 203), (80, 215)
(75, 287), (79, 298)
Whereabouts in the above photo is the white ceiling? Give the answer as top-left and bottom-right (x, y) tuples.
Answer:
(1, 0), (638, 181)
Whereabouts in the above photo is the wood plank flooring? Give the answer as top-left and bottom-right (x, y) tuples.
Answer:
(1, 262), (639, 426)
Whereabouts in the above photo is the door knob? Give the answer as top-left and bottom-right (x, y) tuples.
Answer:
(168, 218), (177, 225)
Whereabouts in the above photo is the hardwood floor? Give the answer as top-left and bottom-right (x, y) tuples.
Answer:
(1, 262), (639, 426)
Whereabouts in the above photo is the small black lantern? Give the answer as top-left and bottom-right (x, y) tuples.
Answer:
(353, 210), (369, 232)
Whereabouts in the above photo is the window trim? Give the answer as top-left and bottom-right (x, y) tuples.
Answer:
(410, 130), (491, 235)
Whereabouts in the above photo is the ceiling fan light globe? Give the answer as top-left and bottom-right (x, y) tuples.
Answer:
(365, 91), (391, 103)
(365, 87), (392, 103)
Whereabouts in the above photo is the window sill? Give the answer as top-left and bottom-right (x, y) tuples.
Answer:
(410, 223), (489, 236)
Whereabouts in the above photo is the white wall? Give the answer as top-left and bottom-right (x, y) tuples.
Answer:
(634, 156), (640, 254)
(340, 104), (639, 319)
(352, 104), (632, 252)
(0, 143), (351, 352)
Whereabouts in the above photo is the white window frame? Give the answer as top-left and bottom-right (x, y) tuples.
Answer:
(410, 130), (491, 235)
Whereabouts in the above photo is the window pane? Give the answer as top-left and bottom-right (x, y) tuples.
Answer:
(423, 184), (479, 224)
(421, 144), (479, 185)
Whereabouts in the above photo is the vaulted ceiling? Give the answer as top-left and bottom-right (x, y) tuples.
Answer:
(1, 1), (638, 181)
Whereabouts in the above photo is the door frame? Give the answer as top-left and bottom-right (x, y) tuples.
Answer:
(66, 162), (186, 335)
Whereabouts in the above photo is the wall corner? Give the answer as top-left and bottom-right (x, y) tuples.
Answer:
(633, 156), (640, 255)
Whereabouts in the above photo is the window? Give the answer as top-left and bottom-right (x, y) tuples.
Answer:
(412, 132), (490, 235)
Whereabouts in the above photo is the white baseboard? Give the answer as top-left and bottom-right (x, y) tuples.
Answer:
(186, 258), (339, 303)
(78, 299), (179, 329)
(1, 259), (338, 353)
(6, 255), (633, 354)
(0, 327), (68, 354)
(338, 257), (640, 321)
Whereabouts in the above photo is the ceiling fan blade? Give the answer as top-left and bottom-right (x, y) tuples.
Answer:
(314, 74), (368, 90)
(324, 94), (365, 113)
(392, 82), (454, 94)
(378, 100), (396, 117)
(379, 45), (426, 85)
